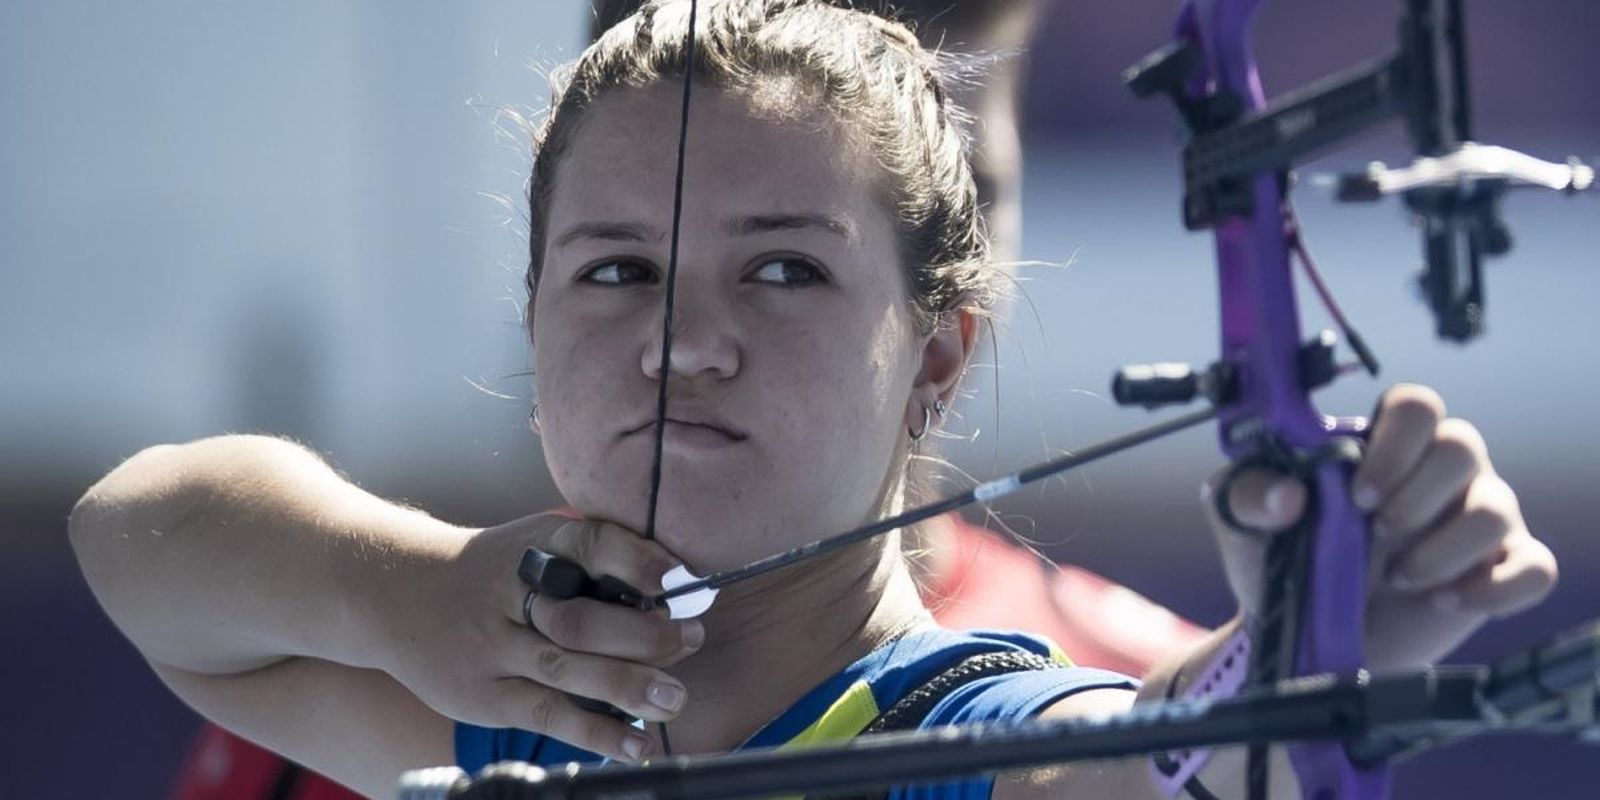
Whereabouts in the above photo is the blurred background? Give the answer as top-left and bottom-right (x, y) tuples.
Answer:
(3, 1), (1596, 797)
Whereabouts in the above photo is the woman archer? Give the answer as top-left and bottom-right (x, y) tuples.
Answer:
(72, 2), (1556, 798)
(163, 4), (1208, 798)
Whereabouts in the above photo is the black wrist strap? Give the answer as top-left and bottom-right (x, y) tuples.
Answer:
(863, 651), (1057, 736)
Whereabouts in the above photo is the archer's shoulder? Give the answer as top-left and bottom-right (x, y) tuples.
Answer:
(902, 627), (1138, 728)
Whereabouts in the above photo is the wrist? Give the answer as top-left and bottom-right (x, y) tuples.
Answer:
(342, 513), (475, 674)
(1137, 615), (1246, 702)
(1138, 616), (1253, 798)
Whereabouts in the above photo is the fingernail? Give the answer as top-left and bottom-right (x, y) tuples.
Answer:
(681, 619), (705, 650)
(1431, 590), (1460, 612)
(1265, 479), (1296, 518)
(648, 680), (685, 713)
(1353, 483), (1380, 512)
(622, 732), (650, 761)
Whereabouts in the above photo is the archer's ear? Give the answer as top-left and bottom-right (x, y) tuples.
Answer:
(912, 308), (980, 408)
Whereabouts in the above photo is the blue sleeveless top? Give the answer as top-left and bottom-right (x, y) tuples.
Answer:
(456, 628), (1136, 799)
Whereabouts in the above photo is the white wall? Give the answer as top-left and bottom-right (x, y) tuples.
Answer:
(1, 2), (583, 502)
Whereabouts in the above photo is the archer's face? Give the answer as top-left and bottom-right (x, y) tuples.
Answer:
(531, 84), (925, 572)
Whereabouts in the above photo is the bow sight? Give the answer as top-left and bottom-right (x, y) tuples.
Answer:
(1123, 0), (1593, 343)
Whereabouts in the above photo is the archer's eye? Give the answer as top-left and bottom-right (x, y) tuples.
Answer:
(748, 257), (827, 287)
(580, 259), (659, 286)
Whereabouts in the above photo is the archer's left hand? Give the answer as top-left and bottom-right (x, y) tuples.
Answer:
(1204, 383), (1559, 670)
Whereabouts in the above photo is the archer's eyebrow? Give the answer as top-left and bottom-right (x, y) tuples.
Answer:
(553, 221), (662, 249)
(723, 212), (856, 242)
(553, 212), (856, 250)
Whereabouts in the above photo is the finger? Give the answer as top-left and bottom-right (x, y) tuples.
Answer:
(528, 594), (704, 666)
(1351, 384), (1444, 511)
(492, 678), (660, 764)
(1383, 476), (1516, 593)
(1216, 468), (1309, 532)
(508, 633), (688, 723)
(1437, 535), (1558, 618)
(1201, 467), (1307, 616)
(543, 518), (682, 594)
(1374, 418), (1488, 539)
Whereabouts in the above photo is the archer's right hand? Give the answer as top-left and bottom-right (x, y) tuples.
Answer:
(381, 514), (703, 762)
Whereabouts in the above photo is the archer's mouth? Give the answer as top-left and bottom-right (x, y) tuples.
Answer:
(624, 417), (749, 444)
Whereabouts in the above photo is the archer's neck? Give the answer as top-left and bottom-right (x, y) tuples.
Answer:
(660, 533), (934, 755)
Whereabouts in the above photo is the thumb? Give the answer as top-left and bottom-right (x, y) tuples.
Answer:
(1201, 466), (1308, 617)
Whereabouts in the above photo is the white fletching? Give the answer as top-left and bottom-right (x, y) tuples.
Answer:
(661, 564), (719, 619)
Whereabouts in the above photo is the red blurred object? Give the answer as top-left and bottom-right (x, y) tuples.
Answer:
(167, 516), (1204, 799)
(169, 724), (360, 800)
(925, 516), (1207, 678)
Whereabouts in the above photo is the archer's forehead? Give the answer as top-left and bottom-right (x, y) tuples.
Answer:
(546, 82), (886, 239)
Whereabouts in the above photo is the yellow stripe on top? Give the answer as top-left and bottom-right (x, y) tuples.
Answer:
(760, 681), (879, 800)
(778, 679), (881, 750)
(778, 637), (1073, 752)
(756, 637), (1074, 800)
(1047, 641), (1074, 667)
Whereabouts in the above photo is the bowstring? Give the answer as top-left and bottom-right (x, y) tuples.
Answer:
(643, 0), (700, 758)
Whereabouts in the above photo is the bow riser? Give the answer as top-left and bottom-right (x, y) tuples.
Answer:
(1182, 1), (1384, 798)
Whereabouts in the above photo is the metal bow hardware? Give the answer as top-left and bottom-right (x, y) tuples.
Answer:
(399, 0), (1597, 797)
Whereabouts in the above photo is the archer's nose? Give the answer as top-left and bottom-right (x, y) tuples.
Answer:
(640, 299), (740, 381)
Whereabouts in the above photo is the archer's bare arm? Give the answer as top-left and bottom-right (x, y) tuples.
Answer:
(991, 617), (1299, 800)
(69, 435), (463, 797)
(69, 435), (699, 794)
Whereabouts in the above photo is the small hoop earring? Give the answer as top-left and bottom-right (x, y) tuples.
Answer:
(909, 405), (932, 443)
(934, 399), (948, 419)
